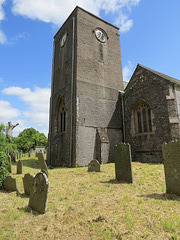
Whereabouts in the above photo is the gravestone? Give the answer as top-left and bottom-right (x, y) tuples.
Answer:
(11, 153), (16, 162)
(162, 141), (180, 196)
(8, 155), (12, 173)
(114, 143), (133, 183)
(23, 173), (34, 196)
(17, 160), (23, 174)
(29, 171), (49, 214)
(19, 152), (21, 159)
(88, 159), (100, 172)
(4, 175), (17, 192)
(28, 152), (31, 158)
(37, 152), (48, 176)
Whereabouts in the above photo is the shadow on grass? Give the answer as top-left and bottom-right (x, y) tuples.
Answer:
(100, 179), (132, 184)
(18, 206), (41, 216)
(139, 193), (180, 201)
(13, 158), (40, 169)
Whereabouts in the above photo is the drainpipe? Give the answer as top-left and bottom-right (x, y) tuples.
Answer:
(70, 16), (75, 167)
(119, 90), (125, 142)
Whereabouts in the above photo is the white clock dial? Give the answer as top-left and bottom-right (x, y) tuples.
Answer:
(60, 32), (67, 47)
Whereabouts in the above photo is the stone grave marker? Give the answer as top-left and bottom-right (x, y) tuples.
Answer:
(28, 152), (31, 158)
(162, 141), (180, 196)
(8, 155), (12, 173)
(88, 159), (100, 172)
(17, 160), (23, 174)
(29, 171), (49, 214)
(37, 152), (48, 176)
(4, 175), (17, 192)
(114, 143), (133, 183)
(23, 173), (34, 196)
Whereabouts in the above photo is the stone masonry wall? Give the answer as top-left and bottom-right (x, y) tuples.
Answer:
(124, 66), (172, 163)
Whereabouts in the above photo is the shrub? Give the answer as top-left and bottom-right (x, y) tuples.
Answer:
(0, 151), (9, 189)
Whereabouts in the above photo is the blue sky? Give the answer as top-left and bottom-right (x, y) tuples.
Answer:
(0, 0), (180, 137)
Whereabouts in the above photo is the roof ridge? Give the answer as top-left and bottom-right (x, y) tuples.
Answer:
(138, 64), (180, 85)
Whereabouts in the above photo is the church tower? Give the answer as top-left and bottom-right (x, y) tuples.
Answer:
(47, 7), (124, 167)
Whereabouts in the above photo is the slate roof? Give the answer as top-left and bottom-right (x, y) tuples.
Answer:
(137, 64), (180, 86)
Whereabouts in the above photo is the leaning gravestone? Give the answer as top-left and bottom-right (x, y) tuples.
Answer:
(23, 173), (34, 196)
(88, 159), (100, 172)
(8, 155), (12, 173)
(37, 152), (48, 176)
(114, 143), (133, 183)
(4, 175), (17, 192)
(17, 160), (23, 174)
(29, 171), (49, 214)
(162, 141), (180, 196)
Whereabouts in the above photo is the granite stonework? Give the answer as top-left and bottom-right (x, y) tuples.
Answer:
(162, 141), (180, 196)
(4, 175), (17, 192)
(114, 143), (133, 183)
(17, 160), (23, 174)
(37, 153), (48, 176)
(88, 160), (100, 172)
(29, 172), (49, 214)
(23, 173), (34, 196)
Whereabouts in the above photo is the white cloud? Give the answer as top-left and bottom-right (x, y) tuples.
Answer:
(0, 0), (7, 44)
(0, 0), (5, 21)
(123, 60), (133, 82)
(12, 0), (140, 32)
(0, 100), (21, 122)
(2, 86), (51, 136)
(0, 29), (7, 44)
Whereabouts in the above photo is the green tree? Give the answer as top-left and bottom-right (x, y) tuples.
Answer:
(0, 124), (10, 188)
(16, 128), (48, 153)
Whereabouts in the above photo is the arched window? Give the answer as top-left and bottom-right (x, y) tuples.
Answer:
(55, 96), (66, 133)
(99, 43), (103, 61)
(131, 100), (153, 135)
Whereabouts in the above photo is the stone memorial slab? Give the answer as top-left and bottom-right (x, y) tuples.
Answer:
(114, 143), (133, 183)
(88, 159), (100, 172)
(162, 141), (180, 196)
(29, 171), (49, 214)
(17, 160), (23, 174)
(23, 173), (34, 196)
(4, 175), (17, 192)
(8, 155), (12, 173)
(37, 152), (48, 176)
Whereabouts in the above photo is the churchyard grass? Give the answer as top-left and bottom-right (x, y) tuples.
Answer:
(0, 157), (180, 240)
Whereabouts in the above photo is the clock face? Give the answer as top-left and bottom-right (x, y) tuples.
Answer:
(95, 29), (106, 42)
(60, 32), (67, 47)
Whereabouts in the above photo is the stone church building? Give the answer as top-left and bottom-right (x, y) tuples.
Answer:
(47, 7), (180, 167)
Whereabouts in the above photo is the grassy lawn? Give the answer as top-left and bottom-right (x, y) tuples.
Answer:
(0, 156), (180, 240)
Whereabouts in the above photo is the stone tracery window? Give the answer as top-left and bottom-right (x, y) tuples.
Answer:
(131, 100), (153, 135)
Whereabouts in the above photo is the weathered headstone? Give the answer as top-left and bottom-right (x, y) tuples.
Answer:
(28, 152), (31, 158)
(88, 159), (100, 172)
(37, 152), (48, 176)
(8, 155), (12, 173)
(11, 153), (16, 162)
(17, 160), (23, 174)
(114, 143), (133, 183)
(162, 141), (180, 196)
(29, 172), (49, 214)
(19, 152), (21, 159)
(4, 175), (17, 192)
(23, 173), (34, 196)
